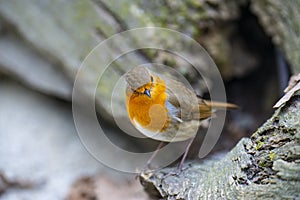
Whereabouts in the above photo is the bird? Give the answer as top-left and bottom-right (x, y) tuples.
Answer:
(125, 66), (237, 170)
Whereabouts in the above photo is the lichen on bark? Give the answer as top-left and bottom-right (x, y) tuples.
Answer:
(140, 95), (300, 199)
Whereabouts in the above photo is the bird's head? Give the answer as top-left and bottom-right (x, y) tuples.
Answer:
(125, 67), (153, 98)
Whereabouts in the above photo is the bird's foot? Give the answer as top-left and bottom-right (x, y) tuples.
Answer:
(135, 164), (157, 180)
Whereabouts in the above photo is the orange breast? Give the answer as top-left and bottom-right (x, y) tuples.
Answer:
(126, 76), (170, 132)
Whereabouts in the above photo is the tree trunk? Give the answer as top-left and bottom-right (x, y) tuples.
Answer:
(1, 0), (299, 121)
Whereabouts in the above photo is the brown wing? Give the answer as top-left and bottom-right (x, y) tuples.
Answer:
(165, 78), (202, 121)
(165, 78), (238, 121)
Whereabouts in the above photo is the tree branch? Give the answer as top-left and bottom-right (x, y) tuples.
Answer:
(140, 91), (300, 199)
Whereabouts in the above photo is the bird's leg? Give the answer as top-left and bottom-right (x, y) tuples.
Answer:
(137, 142), (165, 178)
(177, 136), (195, 171)
(163, 137), (195, 177)
(145, 141), (165, 169)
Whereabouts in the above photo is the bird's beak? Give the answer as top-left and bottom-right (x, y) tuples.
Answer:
(144, 89), (151, 98)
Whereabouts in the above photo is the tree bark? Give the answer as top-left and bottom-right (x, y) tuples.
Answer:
(251, 0), (300, 73)
(3, 0), (298, 121)
(140, 84), (300, 199)
(0, 1), (299, 199)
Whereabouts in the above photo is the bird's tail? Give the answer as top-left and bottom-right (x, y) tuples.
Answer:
(202, 100), (238, 109)
(194, 99), (238, 120)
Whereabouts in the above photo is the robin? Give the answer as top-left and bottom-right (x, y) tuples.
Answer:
(125, 66), (237, 169)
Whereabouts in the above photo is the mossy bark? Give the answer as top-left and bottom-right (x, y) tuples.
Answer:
(251, 0), (300, 73)
(0, 0), (299, 121)
(140, 95), (300, 199)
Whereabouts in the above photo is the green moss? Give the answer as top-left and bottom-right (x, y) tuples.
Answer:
(269, 152), (276, 161)
(258, 158), (267, 167)
(255, 141), (264, 150)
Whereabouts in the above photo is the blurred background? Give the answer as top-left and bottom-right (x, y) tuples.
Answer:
(0, 0), (299, 199)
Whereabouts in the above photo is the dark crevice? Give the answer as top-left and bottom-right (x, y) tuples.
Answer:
(225, 3), (287, 135)
(195, 3), (290, 158)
